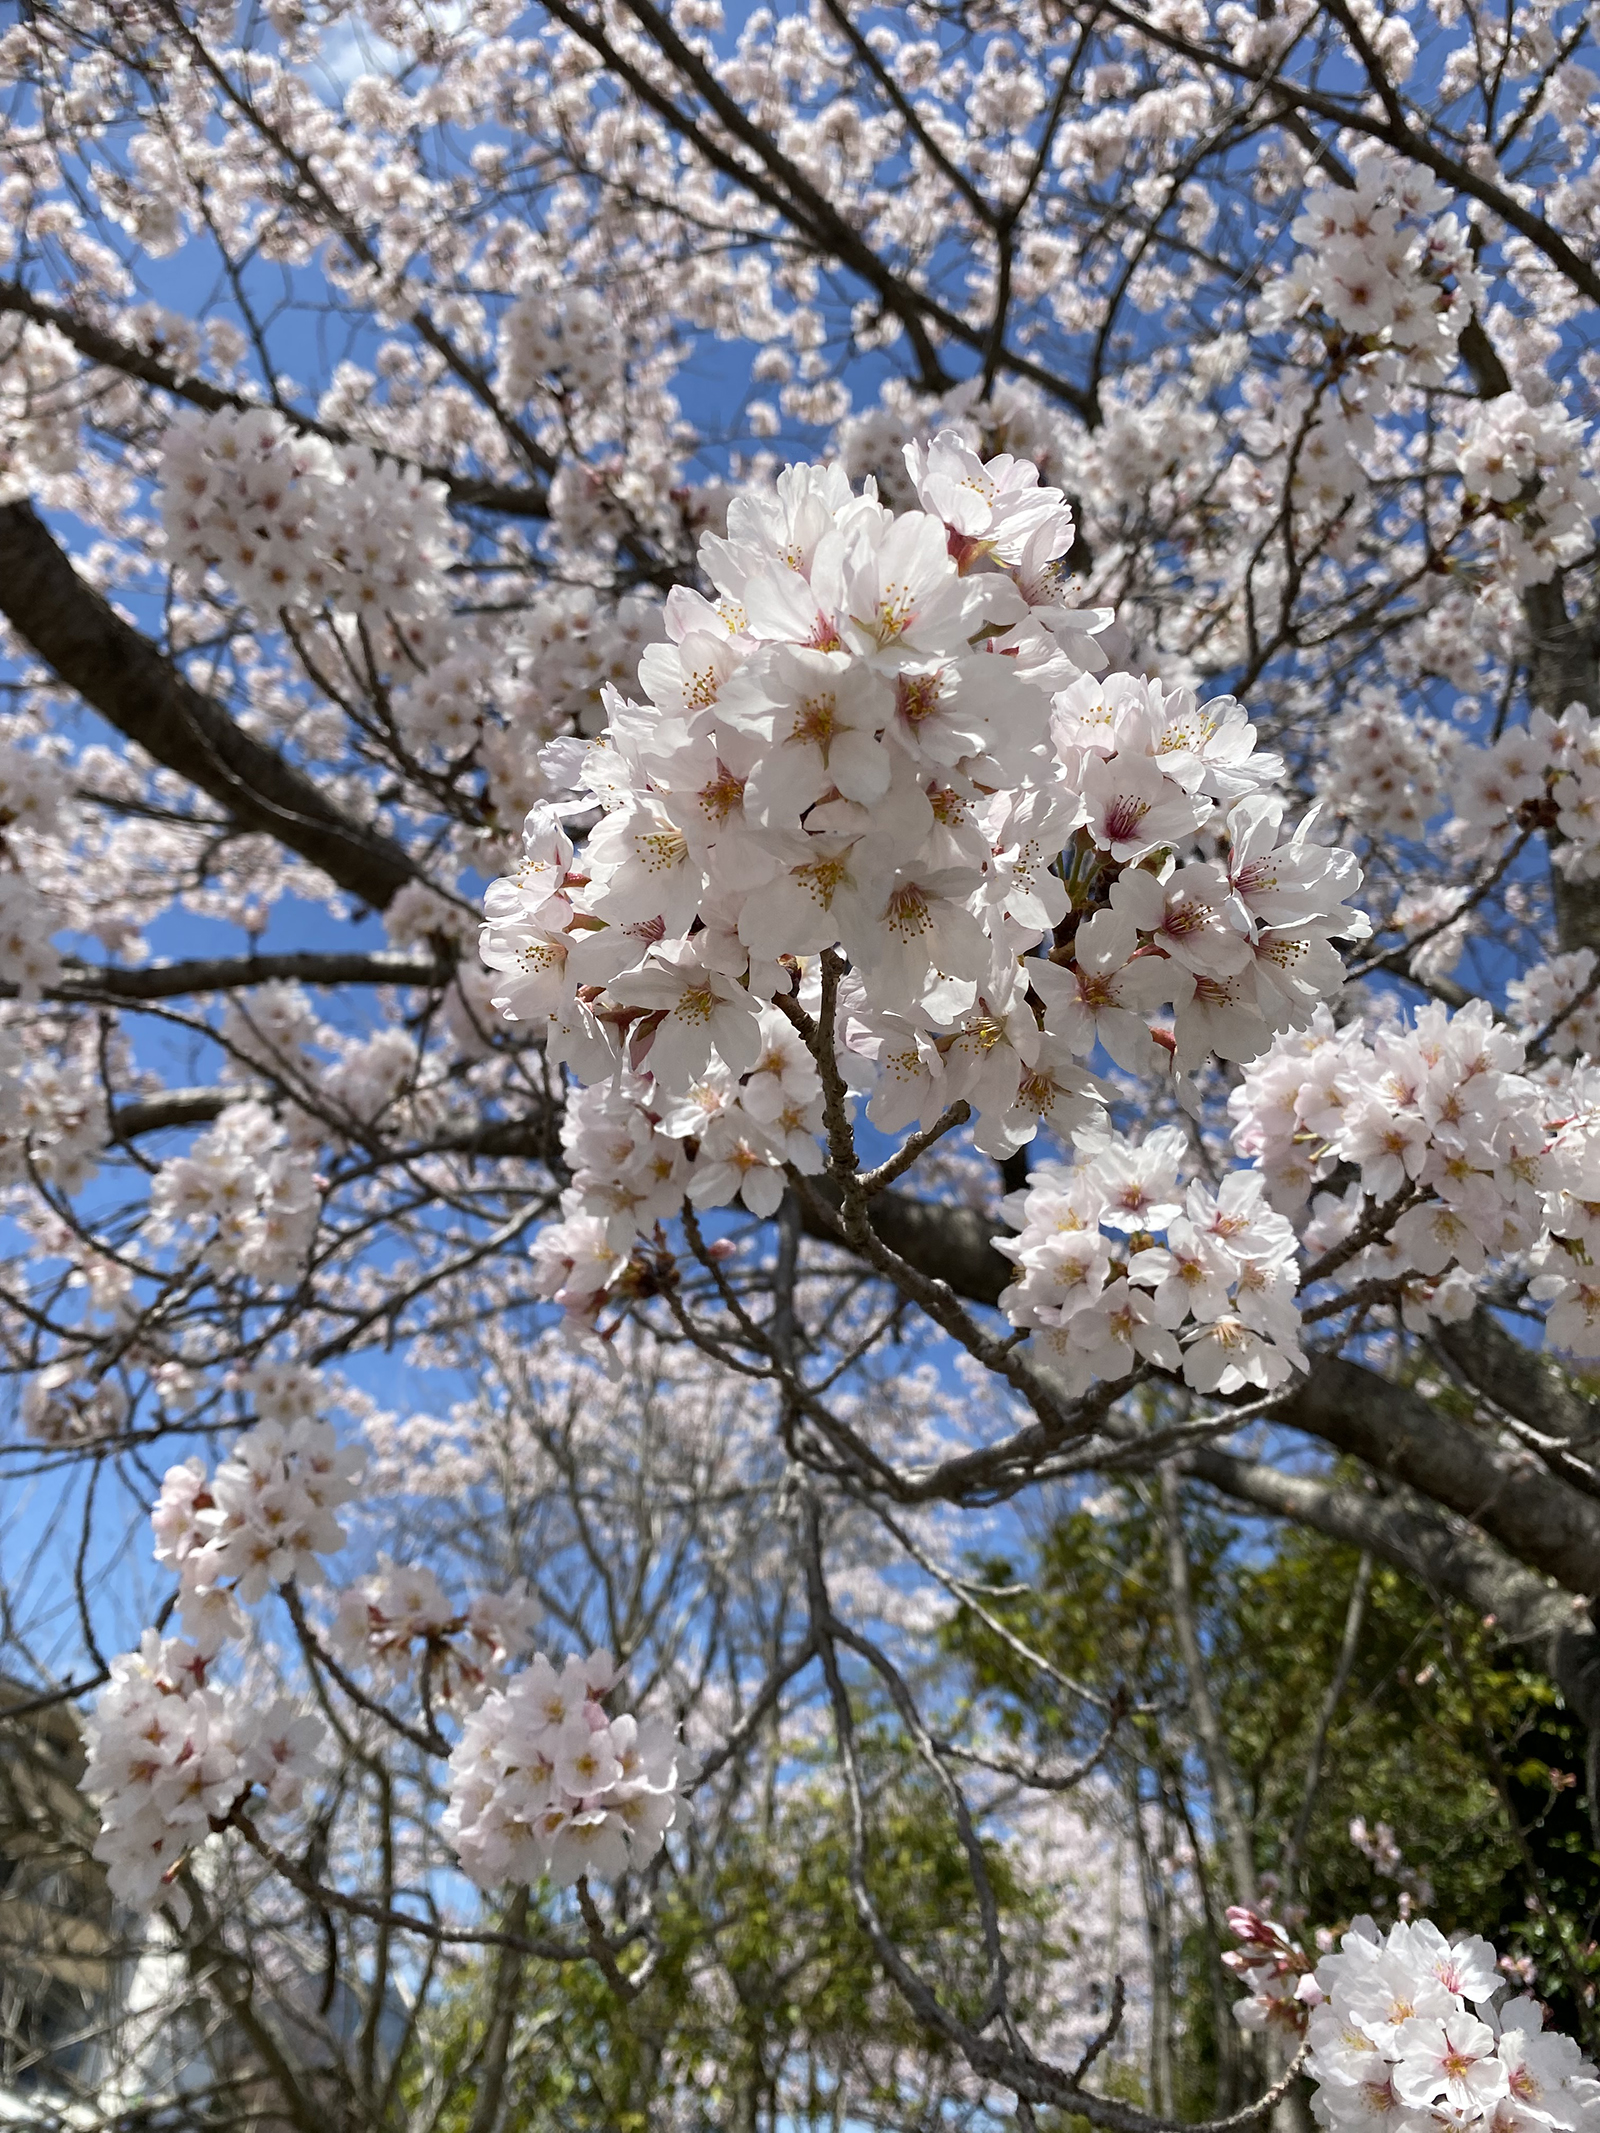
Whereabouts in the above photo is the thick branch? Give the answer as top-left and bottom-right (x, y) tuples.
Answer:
(1187, 1447), (1600, 1737)
(110, 1086), (242, 1139)
(1276, 1356), (1600, 1597)
(799, 1190), (1600, 1595)
(108, 1085), (555, 1166)
(0, 500), (419, 912)
(11, 950), (453, 1006)
(798, 1179), (1010, 1304)
(95, 1039), (1600, 1599)
(1437, 1307), (1600, 1450)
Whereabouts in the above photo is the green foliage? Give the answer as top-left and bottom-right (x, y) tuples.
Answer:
(413, 1493), (1600, 2132)
(945, 1491), (1223, 1764)
(946, 1485), (1600, 2089)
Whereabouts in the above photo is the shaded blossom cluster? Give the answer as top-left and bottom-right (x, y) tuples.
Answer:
(1258, 154), (1483, 523)
(1319, 695), (1452, 843)
(0, 317), (81, 503)
(1456, 394), (1600, 588)
(1506, 952), (1600, 1059)
(0, 1025), (102, 1196)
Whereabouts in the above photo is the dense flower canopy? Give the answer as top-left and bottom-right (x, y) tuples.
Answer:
(7, 0), (1600, 2123)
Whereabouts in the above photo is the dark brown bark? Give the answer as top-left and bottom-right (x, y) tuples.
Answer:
(9, 949), (453, 1005)
(0, 500), (418, 913)
(1275, 1356), (1600, 1597)
(797, 1180), (1012, 1304)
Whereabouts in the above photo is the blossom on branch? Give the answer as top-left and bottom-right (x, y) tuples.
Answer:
(443, 1650), (687, 1889)
(480, 440), (1365, 1351)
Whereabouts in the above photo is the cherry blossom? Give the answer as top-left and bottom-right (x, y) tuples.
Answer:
(443, 1650), (687, 1889)
(80, 1633), (324, 1920)
(1231, 1912), (1600, 2133)
(996, 1130), (1307, 1396)
(477, 443), (1364, 1354)
(7, 0), (1600, 2103)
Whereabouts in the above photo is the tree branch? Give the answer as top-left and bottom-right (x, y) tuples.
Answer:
(10, 949), (454, 1006)
(0, 500), (420, 912)
(0, 280), (552, 519)
(1187, 1446), (1600, 1736)
(1437, 1307), (1600, 1452)
(1275, 1355), (1600, 1597)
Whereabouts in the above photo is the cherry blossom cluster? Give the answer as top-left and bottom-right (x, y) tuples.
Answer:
(1255, 154), (1484, 522)
(143, 1101), (320, 1287)
(1228, 1908), (1600, 2133)
(0, 733), (69, 1000)
(0, 317), (81, 502)
(152, 1416), (365, 1653)
(234, 1358), (326, 1424)
(0, 732), (69, 837)
(83, 1398), (375, 1910)
(1320, 694), (1452, 842)
(21, 1356), (130, 1445)
(1264, 154), (1482, 377)
(531, 1008), (827, 1324)
(0, 873), (59, 1000)
(1225, 1907), (1322, 2038)
(443, 1649), (687, 1889)
(84, 1394), (646, 1907)
(995, 1128), (1306, 1397)
(1390, 885), (1474, 987)
(498, 288), (623, 406)
(331, 1562), (540, 1711)
(159, 407), (456, 623)
(1456, 392), (1600, 588)
(480, 440), (1365, 1343)
(211, 984), (433, 1136)
(1230, 999), (1600, 1352)
(327, 1027), (430, 1128)
(8, 0), (1600, 2084)
(80, 1632), (324, 1919)
(1506, 951), (1600, 1059)
(1454, 703), (1600, 880)
(376, 590), (669, 824)
(507, 587), (667, 744)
